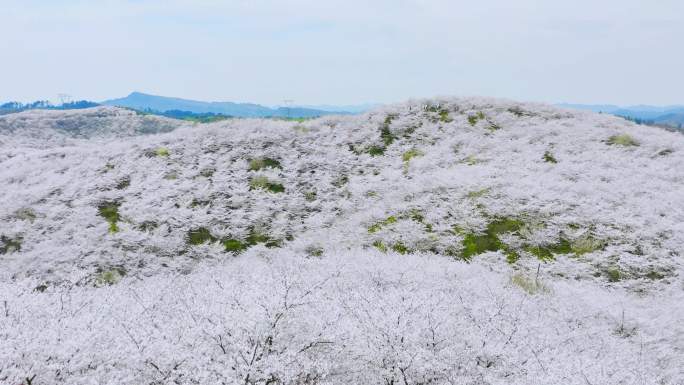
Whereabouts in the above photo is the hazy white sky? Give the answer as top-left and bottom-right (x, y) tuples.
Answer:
(2, 0), (683, 106)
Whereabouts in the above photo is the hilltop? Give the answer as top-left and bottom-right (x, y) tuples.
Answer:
(1, 97), (683, 384)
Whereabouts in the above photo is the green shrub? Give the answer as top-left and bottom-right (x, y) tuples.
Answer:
(367, 146), (386, 156)
(391, 242), (409, 254)
(304, 191), (317, 201)
(372, 240), (388, 253)
(155, 147), (170, 157)
(438, 109), (453, 123)
(468, 111), (486, 126)
(187, 227), (217, 245)
(249, 175), (285, 193)
(380, 115), (397, 146)
(98, 201), (121, 233)
(248, 157), (282, 171)
(0, 235), (22, 254)
(606, 268), (622, 282)
(607, 134), (639, 147)
(543, 151), (557, 163)
(94, 268), (126, 287)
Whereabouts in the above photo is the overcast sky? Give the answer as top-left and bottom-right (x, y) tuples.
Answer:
(2, 0), (683, 106)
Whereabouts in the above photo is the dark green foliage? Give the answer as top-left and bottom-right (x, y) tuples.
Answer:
(187, 227), (217, 245)
(97, 201), (121, 233)
(0, 235), (22, 254)
(543, 151), (558, 164)
(367, 146), (386, 156)
(248, 157), (282, 171)
(391, 242), (409, 254)
(606, 268), (622, 282)
(223, 238), (247, 253)
(380, 115), (397, 146)
(372, 240), (388, 252)
(524, 238), (571, 261)
(468, 111), (486, 126)
(461, 218), (523, 261)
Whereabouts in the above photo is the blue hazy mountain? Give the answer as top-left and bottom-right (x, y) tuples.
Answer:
(102, 92), (353, 118)
(557, 103), (684, 129)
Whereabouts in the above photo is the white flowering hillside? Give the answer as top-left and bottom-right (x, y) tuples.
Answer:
(1, 98), (683, 384)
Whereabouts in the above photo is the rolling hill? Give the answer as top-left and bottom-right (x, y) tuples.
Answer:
(1, 98), (683, 384)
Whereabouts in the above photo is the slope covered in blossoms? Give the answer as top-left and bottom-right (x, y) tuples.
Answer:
(1, 98), (683, 384)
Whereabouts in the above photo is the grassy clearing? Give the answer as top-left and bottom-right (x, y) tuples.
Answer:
(607, 134), (639, 147)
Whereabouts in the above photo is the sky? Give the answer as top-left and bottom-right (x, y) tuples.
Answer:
(2, 0), (683, 106)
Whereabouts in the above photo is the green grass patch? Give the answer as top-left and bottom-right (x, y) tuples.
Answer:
(249, 175), (285, 193)
(155, 147), (170, 157)
(222, 238), (247, 253)
(97, 201), (121, 233)
(0, 235), (22, 254)
(607, 134), (639, 147)
(391, 242), (409, 254)
(248, 157), (282, 171)
(468, 111), (486, 126)
(461, 218), (523, 261)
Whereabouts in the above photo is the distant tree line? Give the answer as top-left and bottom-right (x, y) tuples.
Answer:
(618, 115), (655, 126)
(0, 100), (100, 115)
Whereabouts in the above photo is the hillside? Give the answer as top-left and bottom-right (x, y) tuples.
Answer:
(1, 98), (683, 384)
(102, 92), (350, 118)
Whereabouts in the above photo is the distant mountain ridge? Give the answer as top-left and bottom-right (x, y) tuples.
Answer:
(102, 92), (354, 118)
(557, 103), (684, 129)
